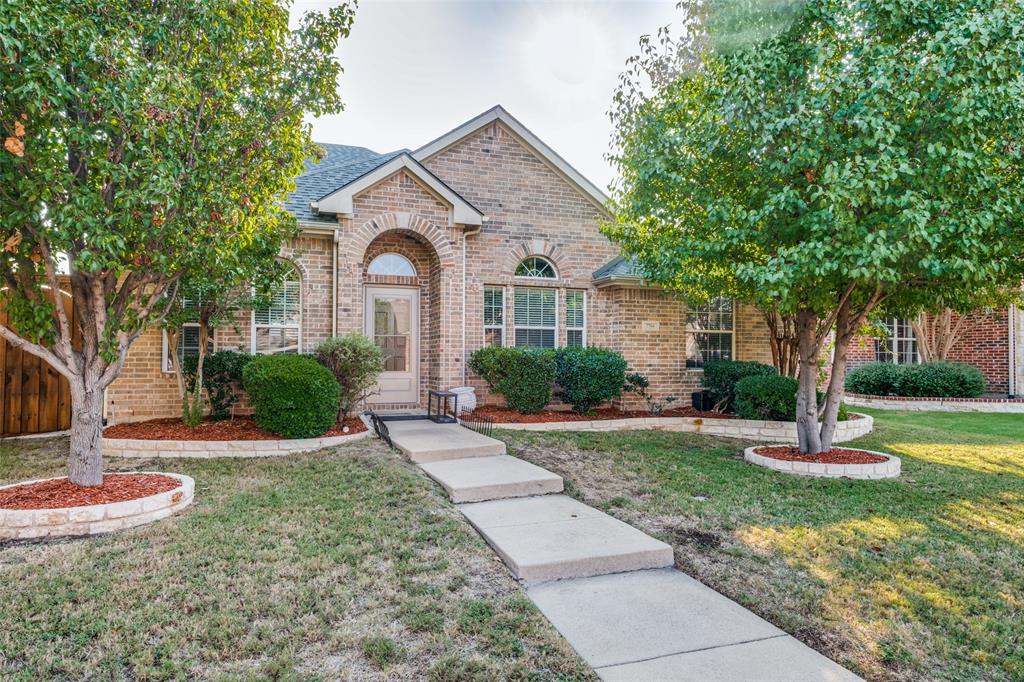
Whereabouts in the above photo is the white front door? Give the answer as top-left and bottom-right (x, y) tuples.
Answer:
(364, 286), (419, 404)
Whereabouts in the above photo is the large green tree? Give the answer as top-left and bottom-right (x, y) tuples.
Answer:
(609, 0), (1024, 453)
(0, 0), (354, 484)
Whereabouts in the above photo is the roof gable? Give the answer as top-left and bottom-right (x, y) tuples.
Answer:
(412, 105), (609, 212)
(312, 153), (484, 227)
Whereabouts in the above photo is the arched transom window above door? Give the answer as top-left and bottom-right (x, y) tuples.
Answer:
(367, 253), (417, 277)
(515, 256), (556, 279)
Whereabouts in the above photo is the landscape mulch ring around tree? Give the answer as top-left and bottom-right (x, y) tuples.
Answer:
(752, 445), (887, 464)
(466, 405), (736, 423)
(103, 416), (367, 441)
(0, 473), (180, 510)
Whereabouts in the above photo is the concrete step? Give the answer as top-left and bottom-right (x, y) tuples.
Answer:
(385, 421), (506, 463)
(419, 455), (563, 503)
(459, 495), (674, 584)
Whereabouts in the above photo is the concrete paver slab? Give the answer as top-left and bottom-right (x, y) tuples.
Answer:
(527, 568), (784, 668)
(419, 455), (563, 503)
(385, 420), (505, 462)
(458, 494), (606, 529)
(595, 634), (864, 682)
(460, 495), (673, 583)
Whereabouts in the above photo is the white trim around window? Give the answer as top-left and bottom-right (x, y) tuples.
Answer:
(161, 324), (214, 374)
(483, 285), (505, 347)
(251, 269), (302, 354)
(565, 289), (586, 347)
(513, 286), (557, 349)
(685, 297), (735, 369)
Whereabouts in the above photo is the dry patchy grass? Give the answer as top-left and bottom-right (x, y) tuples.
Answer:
(0, 436), (594, 681)
(503, 409), (1024, 682)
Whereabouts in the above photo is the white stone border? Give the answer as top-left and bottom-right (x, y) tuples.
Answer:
(845, 393), (1024, 413)
(1, 472), (194, 541)
(744, 446), (900, 479)
(103, 419), (372, 459)
(469, 412), (873, 443)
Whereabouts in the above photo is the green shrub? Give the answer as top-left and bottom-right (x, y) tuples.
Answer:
(554, 347), (627, 414)
(846, 361), (985, 397)
(702, 360), (778, 411)
(242, 354), (340, 438)
(844, 362), (905, 396)
(735, 374), (850, 422)
(468, 346), (555, 414)
(901, 361), (985, 397)
(734, 374), (798, 421)
(314, 334), (385, 420)
(184, 350), (252, 420)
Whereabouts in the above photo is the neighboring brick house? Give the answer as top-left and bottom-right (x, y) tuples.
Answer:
(100, 105), (1024, 423)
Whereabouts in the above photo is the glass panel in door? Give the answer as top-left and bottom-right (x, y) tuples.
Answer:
(373, 295), (411, 372)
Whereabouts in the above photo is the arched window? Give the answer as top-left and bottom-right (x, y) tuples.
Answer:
(252, 263), (301, 354)
(515, 256), (556, 279)
(367, 253), (416, 277)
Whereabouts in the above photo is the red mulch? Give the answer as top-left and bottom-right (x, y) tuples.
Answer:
(0, 473), (180, 510)
(103, 416), (367, 441)
(753, 446), (887, 464)
(466, 405), (736, 423)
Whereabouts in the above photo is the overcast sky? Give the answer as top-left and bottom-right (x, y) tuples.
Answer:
(292, 0), (679, 192)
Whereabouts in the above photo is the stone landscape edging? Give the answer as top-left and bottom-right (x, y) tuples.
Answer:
(468, 412), (874, 443)
(103, 427), (371, 459)
(845, 393), (1024, 413)
(0, 472), (194, 541)
(744, 446), (900, 479)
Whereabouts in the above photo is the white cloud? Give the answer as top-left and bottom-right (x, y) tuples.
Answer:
(293, 0), (678, 191)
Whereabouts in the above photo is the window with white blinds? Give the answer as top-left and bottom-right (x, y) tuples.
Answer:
(565, 290), (586, 347)
(162, 324), (213, 373)
(483, 286), (504, 346)
(685, 297), (734, 368)
(514, 287), (556, 348)
(252, 270), (301, 354)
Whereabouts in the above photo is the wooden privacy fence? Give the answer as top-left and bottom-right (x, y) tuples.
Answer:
(0, 290), (78, 436)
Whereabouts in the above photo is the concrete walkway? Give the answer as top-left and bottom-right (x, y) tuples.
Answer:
(387, 420), (861, 682)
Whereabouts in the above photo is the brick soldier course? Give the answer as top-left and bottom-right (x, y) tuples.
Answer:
(98, 105), (1024, 423)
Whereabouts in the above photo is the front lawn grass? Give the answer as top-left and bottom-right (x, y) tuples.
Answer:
(0, 437), (593, 681)
(503, 408), (1024, 682)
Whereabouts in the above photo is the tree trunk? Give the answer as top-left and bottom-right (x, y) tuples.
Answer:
(794, 309), (823, 454)
(912, 308), (968, 362)
(67, 379), (105, 486)
(819, 306), (854, 450)
(763, 308), (800, 377)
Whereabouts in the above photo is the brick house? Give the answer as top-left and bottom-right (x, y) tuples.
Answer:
(99, 105), (1024, 424)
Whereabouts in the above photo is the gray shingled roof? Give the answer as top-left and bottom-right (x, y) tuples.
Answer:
(592, 255), (642, 282)
(284, 143), (408, 223)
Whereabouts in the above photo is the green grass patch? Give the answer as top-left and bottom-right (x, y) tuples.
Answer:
(0, 438), (593, 681)
(503, 408), (1024, 682)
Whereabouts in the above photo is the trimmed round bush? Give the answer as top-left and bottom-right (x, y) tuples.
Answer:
(468, 346), (555, 414)
(702, 360), (778, 411)
(554, 347), (627, 414)
(901, 361), (985, 397)
(734, 375), (850, 422)
(846, 361), (985, 397)
(242, 354), (341, 438)
(845, 362), (905, 396)
(734, 375), (798, 421)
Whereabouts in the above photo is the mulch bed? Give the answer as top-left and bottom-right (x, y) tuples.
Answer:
(0, 473), (180, 510)
(103, 416), (367, 441)
(753, 446), (887, 464)
(465, 405), (736, 423)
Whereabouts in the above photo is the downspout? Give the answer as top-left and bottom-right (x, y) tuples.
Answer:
(332, 228), (340, 337)
(1009, 305), (1017, 397)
